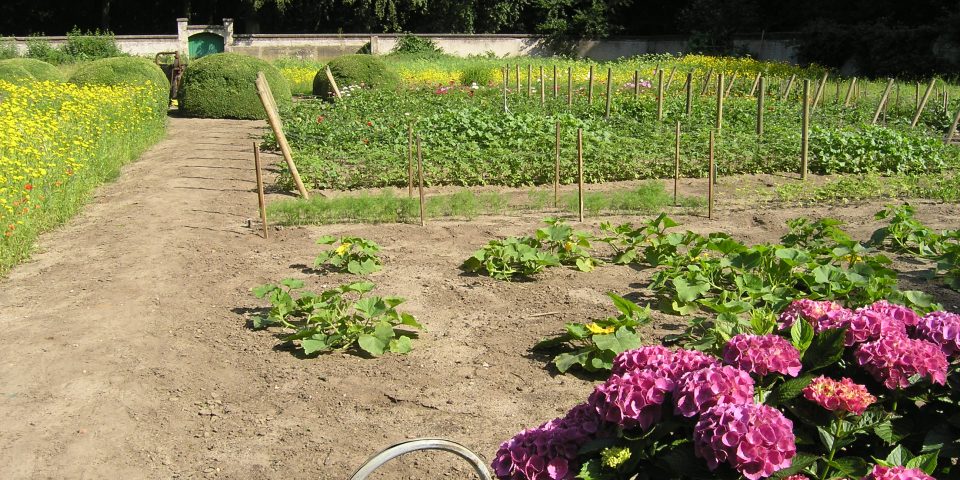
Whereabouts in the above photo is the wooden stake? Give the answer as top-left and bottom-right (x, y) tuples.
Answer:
(527, 64), (532, 97)
(324, 66), (342, 100)
(749, 72), (761, 97)
(656, 68), (664, 121)
(723, 71), (738, 99)
(674, 121), (681, 206)
(577, 128), (584, 222)
(553, 65), (558, 97)
(812, 71), (829, 111)
(871, 78), (895, 125)
(700, 68), (713, 96)
(801, 79), (810, 181)
(588, 65), (594, 105)
(633, 70), (639, 98)
(540, 66), (545, 106)
(255, 72), (309, 199)
(945, 106), (960, 145)
(515, 64), (520, 93)
(915, 82), (920, 108)
(843, 77), (857, 107)
(757, 76), (765, 136)
(416, 136), (425, 227)
(253, 142), (268, 239)
(407, 124), (414, 197)
(685, 72), (693, 115)
(502, 67), (508, 112)
(708, 130), (714, 220)
(781, 74), (796, 101)
(665, 66), (677, 91)
(605, 67), (613, 119)
(911, 78), (937, 128)
(567, 67), (573, 106)
(716, 73), (724, 132)
(505, 64), (509, 90)
(554, 122), (561, 208)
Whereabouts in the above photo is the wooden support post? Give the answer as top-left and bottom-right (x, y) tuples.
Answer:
(700, 68), (713, 96)
(665, 66), (677, 91)
(685, 72), (693, 115)
(835, 79), (841, 104)
(527, 64), (532, 97)
(757, 76), (765, 136)
(723, 71), (738, 99)
(253, 143), (268, 239)
(781, 74), (796, 101)
(716, 73), (724, 132)
(605, 67), (613, 119)
(407, 124), (414, 197)
(540, 66), (545, 106)
(843, 77), (857, 107)
(577, 128), (584, 222)
(749, 72), (761, 97)
(502, 67), (509, 112)
(505, 64), (509, 90)
(945, 107), (960, 145)
(255, 72), (309, 199)
(588, 65), (594, 105)
(555, 122), (561, 208)
(674, 121), (681, 206)
(915, 82), (920, 107)
(812, 71), (829, 111)
(633, 70), (639, 98)
(324, 66), (342, 100)
(567, 67), (573, 106)
(515, 64), (520, 93)
(708, 130), (714, 220)
(911, 78), (937, 127)
(801, 79), (810, 181)
(657, 68), (664, 121)
(553, 65), (558, 97)
(416, 136), (425, 227)
(871, 78), (895, 125)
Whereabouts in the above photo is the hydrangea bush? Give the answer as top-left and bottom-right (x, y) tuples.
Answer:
(494, 300), (959, 479)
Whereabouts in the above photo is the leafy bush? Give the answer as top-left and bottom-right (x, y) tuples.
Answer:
(495, 300), (960, 479)
(252, 279), (423, 357)
(0, 58), (63, 82)
(24, 36), (64, 64)
(871, 204), (960, 291)
(0, 38), (16, 60)
(0, 63), (34, 83)
(459, 64), (496, 86)
(178, 52), (291, 120)
(391, 34), (444, 56)
(69, 56), (170, 117)
(462, 218), (598, 280)
(311, 54), (399, 98)
(60, 27), (122, 62)
(314, 235), (382, 275)
(810, 125), (947, 175)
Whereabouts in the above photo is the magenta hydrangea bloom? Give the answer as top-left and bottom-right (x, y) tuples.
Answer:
(778, 299), (846, 329)
(723, 334), (803, 377)
(674, 365), (755, 417)
(861, 465), (935, 480)
(819, 307), (907, 346)
(588, 370), (674, 431)
(914, 311), (960, 356)
(783, 476), (810, 480)
(865, 300), (921, 327)
(611, 346), (720, 381)
(492, 404), (610, 480)
(854, 335), (948, 389)
(693, 403), (796, 480)
(802, 376), (876, 415)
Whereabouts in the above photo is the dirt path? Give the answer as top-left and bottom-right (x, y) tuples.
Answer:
(1, 117), (958, 479)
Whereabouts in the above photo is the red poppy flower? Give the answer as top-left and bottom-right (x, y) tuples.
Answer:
(24, 184), (32, 191)
(366, 121), (373, 127)
(317, 116), (325, 123)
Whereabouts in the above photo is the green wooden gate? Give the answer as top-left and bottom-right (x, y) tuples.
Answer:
(188, 32), (224, 59)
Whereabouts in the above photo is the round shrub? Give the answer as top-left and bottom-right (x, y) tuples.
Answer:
(312, 54), (399, 98)
(0, 58), (63, 82)
(0, 63), (34, 84)
(178, 52), (291, 120)
(69, 56), (170, 116)
(459, 64), (496, 86)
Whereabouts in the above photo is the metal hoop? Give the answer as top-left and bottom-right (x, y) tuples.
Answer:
(349, 438), (493, 480)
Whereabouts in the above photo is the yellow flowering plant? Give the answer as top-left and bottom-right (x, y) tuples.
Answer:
(314, 234), (383, 275)
(534, 293), (652, 373)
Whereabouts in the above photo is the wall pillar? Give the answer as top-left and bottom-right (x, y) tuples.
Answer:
(370, 35), (380, 54)
(176, 18), (189, 57)
(223, 18), (234, 51)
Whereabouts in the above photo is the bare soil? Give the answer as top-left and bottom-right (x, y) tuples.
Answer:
(1, 117), (957, 480)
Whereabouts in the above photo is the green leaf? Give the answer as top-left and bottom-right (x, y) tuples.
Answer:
(592, 327), (640, 354)
(607, 292), (641, 317)
(316, 235), (336, 245)
(355, 297), (388, 318)
(574, 257), (595, 272)
(575, 459), (608, 480)
(252, 284), (277, 298)
(280, 278), (305, 289)
(770, 452), (818, 478)
(790, 318), (815, 354)
(399, 312), (423, 330)
(673, 276), (710, 302)
(566, 323), (590, 339)
(345, 281), (376, 293)
(388, 335), (413, 354)
(802, 328), (846, 371)
(301, 337), (329, 355)
(905, 451), (938, 475)
(828, 457), (869, 477)
(358, 334), (387, 356)
(885, 444), (914, 466)
(767, 374), (813, 406)
(555, 350), (591, 373)
(251, 315), (274, 330)
(874, 418), (913, 445)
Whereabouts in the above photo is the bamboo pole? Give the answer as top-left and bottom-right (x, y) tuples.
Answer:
(407, 124), (414, 197)
(801, 80), (810, 181)
(708, 131), (714, 220)
(553, 65), (558, 97)
(757, 76), (765, 136)
(657, 68), (664, 121)
(871, 79), (895, 125)
(416, 136), (425, 227)
(665, 66), (677, 91)
(915, 82), (920, 107)
(716, 73), (724, 132)
(587, 65), (594, 105)
(945, 107), (960, 145)
(911, 78), (937, 127)
(253, 143), (268, 239)
(567, 67), (573, 106)
(812, 72), (829, 111)
(539, 66), (545, 106)
(527, 64), (532, 97)
(700, 68), (713, 96)
(685, 72), (693, 115)
(749, 72), (761, 97)
(555, 122), (561, 208)
(577, 128), (584, 222)
(515, 64), (520, 93)
(505, 64), (510, 91)
(781, 74), (796, 101)
(502, 67), (508, 112)
(843, 77), (857, 106)
(255, 72), (309, 199)
(324, 66), (342, 100)
(674, 121), (681, 206)
(605, 67), (613, 119)
(723, 71), (738, 99)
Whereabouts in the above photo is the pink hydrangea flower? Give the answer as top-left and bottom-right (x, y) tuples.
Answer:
(723, 334), (803, 377)
(693, 403), (796, 480)
(865, 300), (921, 327)
(861, 465), (935, 480)
(914, 311), (960, 356)
(612, 346), (720, 381)
(802, 376), (876, 415)
(819, 307), (907, 346)
(855, 335), (948, 389)
(778, 299), (846, 329)
(491, 404), (610, 480)
(783, 476), (810, 480)
(674, 365), (755, 417)
(588, 370), (674, 431)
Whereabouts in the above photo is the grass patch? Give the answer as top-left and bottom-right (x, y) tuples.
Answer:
(772, 174), (960, 205)
(268, 182), (701, 225)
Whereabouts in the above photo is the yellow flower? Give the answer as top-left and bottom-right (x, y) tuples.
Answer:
(335, 242), (351, 256)
(586, 323), (614, 335)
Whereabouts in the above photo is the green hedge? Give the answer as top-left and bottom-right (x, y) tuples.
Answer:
(0, 63), (34, 83)
(68, 56), (170, 116)
(312, 54), (399, 98)
(0, 58), (63, 82)
(178, 52), (291, 120)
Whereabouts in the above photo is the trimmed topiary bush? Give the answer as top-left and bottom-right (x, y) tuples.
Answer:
(69, 56), (170, 116)
(0, 58), (64, 82)
(312, 54), (399, 99)
(178, 52), (291, 120)
(0, 63), (34, 83)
